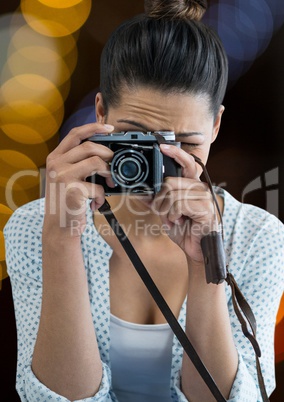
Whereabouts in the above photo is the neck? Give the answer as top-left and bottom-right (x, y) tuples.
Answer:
(94, 195), (166, 240)
(99, 195), (161, 221)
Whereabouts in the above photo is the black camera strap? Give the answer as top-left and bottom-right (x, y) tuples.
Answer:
(99, 198), (227, 402)
(98, 158), (269, 402)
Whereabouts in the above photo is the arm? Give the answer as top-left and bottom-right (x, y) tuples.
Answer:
(32, 230), (103, 400)
(172, 243), (283, 402)
(4, 200), (113, 402)
(31, 123), (115, 400)
(181, 261), (238, 402)
(156, 143), (284, 401)
(5, 123), (118, 401)
(154, 145), (239, 401)
(225, 206), (284, 400)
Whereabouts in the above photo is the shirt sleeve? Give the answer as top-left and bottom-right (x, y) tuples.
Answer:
(170, 209), (284, 402)
(4, 201), (114, 402)
(226, 209), (284, 401)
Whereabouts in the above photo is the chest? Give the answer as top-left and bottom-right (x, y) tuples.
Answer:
(108, 237), (188, 324)
(110, 313), (173, 401)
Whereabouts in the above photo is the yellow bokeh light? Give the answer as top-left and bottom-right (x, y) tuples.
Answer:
(0, 15), (76, 103)
(0, 261), (8, 284)
(2, 47), (72, 92)
(0, 150), (40, 210)
(0, 1), (90, 288)
(38, 0), (84, 8)
(0, 150), (38, 179)
(0, 74), (63, 111)
(21, 0), (92, 37)
(1, 52), (73, 100)
(1, 121), (57, 145)
(10, 23), (78, 59)
(0, 74), (64, 144)
(0, 128), (51, 167)
(0, 231), (5, 261)
(0, 100), (64, 144)
(0, 149), (40, 200)
(3, 24), (78, 100)
(0, 186), (39, 212)
(4, 185), (40, 211)
(0, 204), (13, 231)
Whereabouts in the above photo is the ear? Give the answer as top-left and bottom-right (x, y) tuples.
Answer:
(211, 105), (225, 144)
(95, 92), (106, 124)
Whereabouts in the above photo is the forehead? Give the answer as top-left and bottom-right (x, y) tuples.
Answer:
(108, 87), (212, 130)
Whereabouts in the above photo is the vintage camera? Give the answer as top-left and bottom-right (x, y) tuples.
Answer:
(86, 131), (181, 195)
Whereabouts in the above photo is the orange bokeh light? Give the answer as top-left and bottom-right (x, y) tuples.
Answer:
(0, 74), (64, 144)
(0, 261), (8, 285)
(0, 150), (40, 211)
(38, 0), (84, 8)
(276, 294), (284, 325)
(21, 0), (92, 37)
(3, 46), (72, 88)
(0, 101), (64, 144)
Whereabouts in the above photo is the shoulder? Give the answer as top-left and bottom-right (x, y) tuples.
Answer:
(218, 188), (284, 284)
(4, 199), (45, 280)
(218, 187), (284, 240)
(4, 198), (112, 266)
(4, 198), (44, 244)
(4, 198), (45, 248)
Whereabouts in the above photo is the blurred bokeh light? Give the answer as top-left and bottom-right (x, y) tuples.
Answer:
(0, 74), (65, 144)
(0, 204), (13, 286)
(0, 1), (92, 288)
(21, 0), (91, 37)
(204, 0), (284, 83)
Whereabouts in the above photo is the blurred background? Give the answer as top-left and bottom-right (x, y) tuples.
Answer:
(0, 0), (283, 400)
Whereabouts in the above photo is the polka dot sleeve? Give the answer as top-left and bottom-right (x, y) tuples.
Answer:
(221, 191), (284, 400)
(4, 199), (113, 402)
(171, 190), (284, 401)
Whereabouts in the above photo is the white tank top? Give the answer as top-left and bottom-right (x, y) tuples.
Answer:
(110, 313), (174, 402)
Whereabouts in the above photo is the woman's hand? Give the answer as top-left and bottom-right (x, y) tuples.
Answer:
(152, 144), (217, 263)
(43, 123), (114, 236)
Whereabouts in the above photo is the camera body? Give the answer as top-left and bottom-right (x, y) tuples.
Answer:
(86, 131), (181, 195)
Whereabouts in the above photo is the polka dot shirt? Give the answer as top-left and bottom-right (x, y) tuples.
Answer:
(4, 189), (284, 402)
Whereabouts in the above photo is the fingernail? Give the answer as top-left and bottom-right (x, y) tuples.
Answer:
(160, 144), (171, 150)
(104, 124), (114, 130)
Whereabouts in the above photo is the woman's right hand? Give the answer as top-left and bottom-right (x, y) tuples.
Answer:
(43, 123), (114, 236)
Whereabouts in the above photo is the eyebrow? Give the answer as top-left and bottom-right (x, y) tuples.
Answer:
(117, 119), (150, 131)
(116, 119), (204, 137)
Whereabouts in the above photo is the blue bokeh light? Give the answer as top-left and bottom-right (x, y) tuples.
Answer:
(204, 0), (283, 83)
(60, 89), (98, 140)
(61, 1), (284, 134)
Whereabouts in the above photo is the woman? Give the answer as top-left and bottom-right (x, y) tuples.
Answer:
(4, 1), (284, 401)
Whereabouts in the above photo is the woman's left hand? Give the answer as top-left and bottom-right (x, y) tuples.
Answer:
(152, 144), (218, 263)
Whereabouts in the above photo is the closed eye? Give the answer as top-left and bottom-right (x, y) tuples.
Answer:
(180, 142), (199, 148)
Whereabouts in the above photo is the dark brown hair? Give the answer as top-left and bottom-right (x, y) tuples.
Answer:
(144, 0), (207, 21)
(100, 0), (228, 118)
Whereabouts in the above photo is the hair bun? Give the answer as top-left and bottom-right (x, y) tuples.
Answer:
(144, 0), (207, 22)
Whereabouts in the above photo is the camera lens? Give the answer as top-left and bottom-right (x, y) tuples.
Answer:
(119, 158), (140, 181)
(111, 149), (149, 188)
